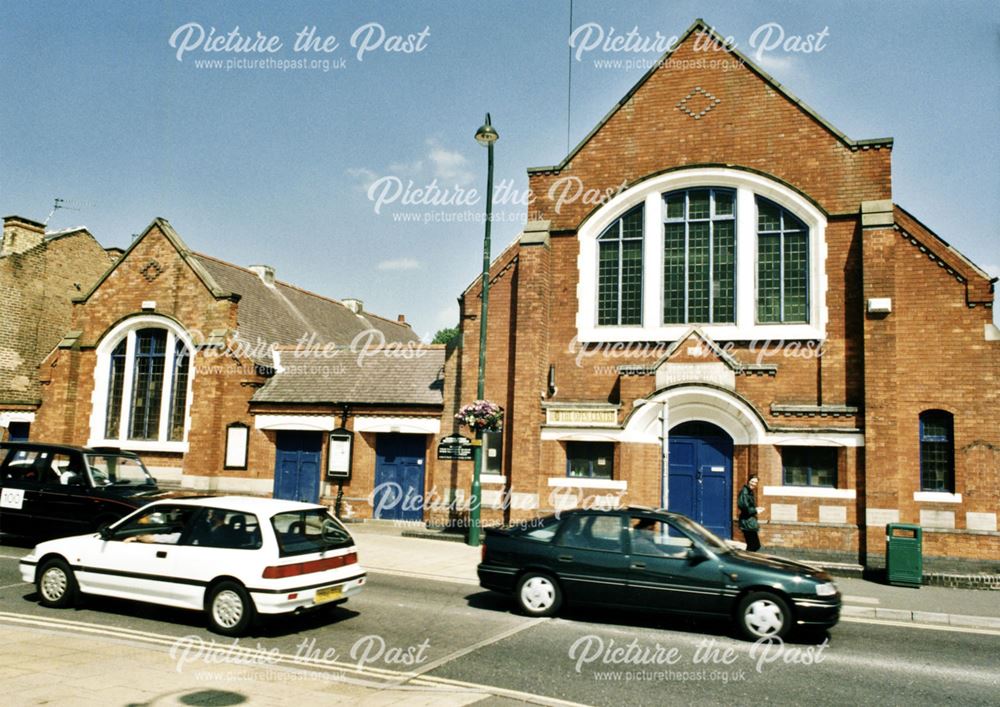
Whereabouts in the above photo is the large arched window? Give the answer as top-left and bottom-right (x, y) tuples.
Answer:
(597, 205), (643, 325)
(919, 410), (954, 492)
(92, 319), (194, 450)
(577, 168), (827, 343)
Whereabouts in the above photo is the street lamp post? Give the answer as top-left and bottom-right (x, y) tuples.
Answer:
(469, 113), (498, 547)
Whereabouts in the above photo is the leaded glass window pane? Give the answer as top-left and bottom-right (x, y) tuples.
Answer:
(663, 223), (686, 324)
(596, 206), (643, 326)
(713, 220), (735, 322)
(661, 188), (736, 325)
(105, 339), (127, 438)
(129, 329), (167, 440)
(687, 222), (710, 322)
(597, 241), (620, 325)
(168, 344), (190, 442)
(756, 197), (809, 323)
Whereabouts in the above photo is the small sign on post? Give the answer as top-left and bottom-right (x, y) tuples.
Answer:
(438, 434), (473, 461)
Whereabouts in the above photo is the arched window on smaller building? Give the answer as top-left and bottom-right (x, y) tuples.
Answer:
(597, 205), (644, 326)
(919, 410), (954, 492)
(96, 322), (193, 448)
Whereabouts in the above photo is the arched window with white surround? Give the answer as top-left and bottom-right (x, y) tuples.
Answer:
(576, 167), (827, 343)
(90, 317), (195, 452)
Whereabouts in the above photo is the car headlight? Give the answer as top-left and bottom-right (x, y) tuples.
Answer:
(815, 582), (838, 596)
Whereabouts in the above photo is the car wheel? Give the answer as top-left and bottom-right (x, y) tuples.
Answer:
(737, 591), (792, 640)
(516, 572), (562, 617)
(207, 581), (255, 636)
(37, 558), (78, 609)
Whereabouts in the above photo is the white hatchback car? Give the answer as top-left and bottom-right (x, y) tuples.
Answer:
(19, 496), (366, 635)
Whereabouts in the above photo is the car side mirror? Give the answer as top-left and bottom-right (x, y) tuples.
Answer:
(686, 545), (708, 562)
(99, 526), (114, 541)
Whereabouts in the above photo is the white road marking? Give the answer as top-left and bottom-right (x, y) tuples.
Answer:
(840, 616), (1000, 636)
(0, 582), (28, 590)
(0, 611), (588, 706)
(410, 616), (549, 677)
(842, 595), (880, 605)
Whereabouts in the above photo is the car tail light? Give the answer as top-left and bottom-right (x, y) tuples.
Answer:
(263, 552), (357, 579)
(481, 542), (486, 562)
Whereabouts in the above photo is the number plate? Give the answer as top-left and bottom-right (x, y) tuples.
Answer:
(0, 488), (25, 510)
(314, 585), (343, 604)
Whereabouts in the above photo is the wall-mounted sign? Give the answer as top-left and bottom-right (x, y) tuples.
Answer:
(438, 434), (473, 461)
(327, 428), (354, 478)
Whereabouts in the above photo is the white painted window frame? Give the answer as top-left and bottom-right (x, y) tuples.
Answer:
(577, 168), (828, 343)
(88, 316), (195, 453)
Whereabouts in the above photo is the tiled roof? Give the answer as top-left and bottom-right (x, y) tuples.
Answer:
(189, 253), (419, 366)
(252, 347), (445, 406)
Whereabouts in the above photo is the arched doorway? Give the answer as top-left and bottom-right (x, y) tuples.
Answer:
(667, 421), (733, 538)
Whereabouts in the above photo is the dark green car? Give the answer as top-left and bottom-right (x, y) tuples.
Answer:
(478, 507), (840, 640)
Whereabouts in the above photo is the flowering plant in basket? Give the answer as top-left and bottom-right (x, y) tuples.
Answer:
(455, 400), (504, 432)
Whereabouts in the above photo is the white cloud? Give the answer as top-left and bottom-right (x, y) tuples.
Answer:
(753, 52), (799, 78)
(345, 167), (379, 191)
(377, 258), (421, 271)
(426, 138), (474, 185)
(387, 159), (423, 177)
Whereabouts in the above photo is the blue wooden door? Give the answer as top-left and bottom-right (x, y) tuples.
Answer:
(667, 421), (733, 538)
(373, 434), (426, 521)
(273, 431), (322, 503)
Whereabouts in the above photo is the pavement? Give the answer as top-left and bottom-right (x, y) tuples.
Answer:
(2, 522), (999, 705)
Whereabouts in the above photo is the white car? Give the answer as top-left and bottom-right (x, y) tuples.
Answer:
(19, 496), (366, 635)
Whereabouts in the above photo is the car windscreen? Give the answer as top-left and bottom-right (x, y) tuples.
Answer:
(671, 514), (731, 553)
(85, 454), (156, 487)
(271, 509), (354, 557)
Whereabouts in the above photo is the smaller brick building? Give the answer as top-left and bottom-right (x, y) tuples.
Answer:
(32, 216), (448, 511)
(0, 215), (116, 441)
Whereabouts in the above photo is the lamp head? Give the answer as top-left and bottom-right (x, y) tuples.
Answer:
(475, 113), (499, 146)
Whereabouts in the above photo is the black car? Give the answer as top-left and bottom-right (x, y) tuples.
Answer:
(0, 442), (175, 539)
(478, 507), (840, 640)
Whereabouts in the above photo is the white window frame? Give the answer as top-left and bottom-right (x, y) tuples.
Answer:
(88, 315), (195, 453)
(576, 168), (828, 343)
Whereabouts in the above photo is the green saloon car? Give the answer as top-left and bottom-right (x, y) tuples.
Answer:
(477, 507), (840, 640)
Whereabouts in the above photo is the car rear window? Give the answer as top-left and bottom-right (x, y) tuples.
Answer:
(271, 509), (354, 557)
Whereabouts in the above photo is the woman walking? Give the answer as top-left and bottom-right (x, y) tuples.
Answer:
(737, 474), (763, 551)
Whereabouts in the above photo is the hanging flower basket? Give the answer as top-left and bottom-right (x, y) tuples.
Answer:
(455, 400), (504, 433)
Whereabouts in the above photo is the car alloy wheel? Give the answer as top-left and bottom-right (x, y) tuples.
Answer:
(37, 559), (78, 609)
(516, 573), (562, 617)
(738, 591), (791, 640)
(207, 581), (254, 636)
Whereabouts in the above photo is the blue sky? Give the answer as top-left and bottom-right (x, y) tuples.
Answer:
(2, 1), (997, 336)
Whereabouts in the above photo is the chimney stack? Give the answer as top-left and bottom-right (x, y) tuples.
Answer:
(2, 215), (46, 257)
(397, 314), (406, 324)
(248, 264), (275, 286)
(342, 298), (363, 314)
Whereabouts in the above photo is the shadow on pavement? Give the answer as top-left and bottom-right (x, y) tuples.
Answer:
(464, 588), (832, 645)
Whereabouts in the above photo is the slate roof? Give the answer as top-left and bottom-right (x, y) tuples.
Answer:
(190, 253), (420, 365)
(252, 347), (445, 406)
(74, 218), (420, 368)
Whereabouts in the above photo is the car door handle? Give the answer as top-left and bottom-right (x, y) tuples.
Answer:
(558, 555), (574, 562)
(156, 551), (167, 559)
(631, 562), (647, 570)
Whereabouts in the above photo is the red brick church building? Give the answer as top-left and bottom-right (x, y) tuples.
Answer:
(436, 20), (999, 569)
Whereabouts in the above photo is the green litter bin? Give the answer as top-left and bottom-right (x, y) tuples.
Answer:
(886, 523), (922, 587)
